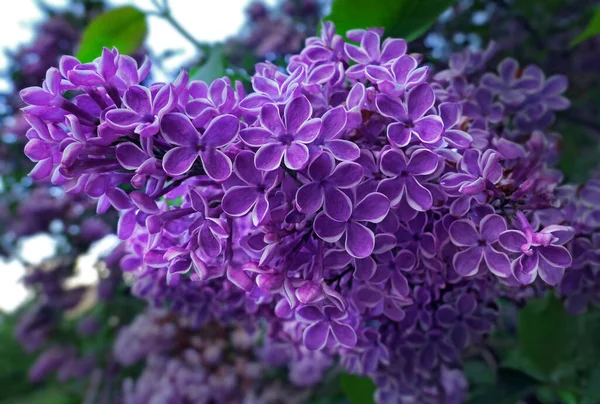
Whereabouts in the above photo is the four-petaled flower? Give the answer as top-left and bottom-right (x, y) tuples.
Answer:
(297, 305), (357, 351)
(449, 214), (511, 277)
(314, 192), (390, 258)
(376, 84), (444, 147)
(377, 148), (438, 211)
(296, 152), (364, 222)
(240, 95), (321, 171)
(498, 212), (574, 285)
(160, 112), (239, 180)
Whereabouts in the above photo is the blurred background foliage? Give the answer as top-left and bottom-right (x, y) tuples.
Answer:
(0, 0), (598, 403)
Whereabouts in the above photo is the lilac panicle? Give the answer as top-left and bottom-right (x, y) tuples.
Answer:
(18, 21), (588, 402)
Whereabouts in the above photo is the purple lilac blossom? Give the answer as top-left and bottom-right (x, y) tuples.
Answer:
(18, 21), (591, 402)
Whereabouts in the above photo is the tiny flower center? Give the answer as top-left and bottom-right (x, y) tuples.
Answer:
(278, 133), (294, 145)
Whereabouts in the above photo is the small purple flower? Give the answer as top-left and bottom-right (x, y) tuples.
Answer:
(481, 58), (540, 105)
(296, 152), (364, 221)
(222, 151), (282, 225)
(440, 149), (502, 196)
(297, 305), (357, 350)
(311, 106), (360, 161)
(366, 55), (429, 97)
(160, 112), (239, 180)
(449, 214), (511, 277)
(499, 212), (574, 285)
(240, 96), (321, 171)
(377, 148), (438, 211)
(438, 102), (472, 149)
(345, 30), (407, 80)
(376, 84), (444, 147)
(105, 84), (176, 137)
(314, 192), (390, 258)
(435, 293), (492, 350)
(462, 87), (504, 124)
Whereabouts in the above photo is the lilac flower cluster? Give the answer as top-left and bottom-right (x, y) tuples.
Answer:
(20, 22), (594, 401)
(116, 310), (314, 404)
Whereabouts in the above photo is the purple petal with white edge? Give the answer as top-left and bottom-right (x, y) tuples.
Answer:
(381, 38), (407, 63)
(445, 130), (473, 149)
(453, 246), (483, 276)
(439, 102), (460, 128)
(296, 183), (324, 214)
(365, 65), (394, 82)
(255, 143), (286, 171)
(448, 220), (479, 247)
(160, 113), (198, 146)
(413, 115), (444, 143)
(222, 186), (258, 216)
(105, 109), (141, 130)
(203, 114), (239, 147)
(259, 103), (285, 136)
(377, 177), (405, 206)
(407, 84), (435, 120)
(512, 254), (539, 285)
(308, 151), (335, 181)
(392, 54), (418, 83)
(314, 212), (347, 243)
(162, 146), (198, 176)
(200, 148), (232, 181)
(346, 221), (375, 259)
(295, 118), (322, 143)
(328, 162), (364, 188)
(346, 82), (365, 110)
(240, 127), (273, 147)
(404, 176), (433, 212)
(540, 225), (574, 245)
(284, 142), (309, 170)
(480, 214), (507, 243)
(320, 106), (347, 140)
(498, 230), (528, 252)
(344, 43), (370, 64)
(387, 122), (412, 148)
(326, 139), (361, 161)
(285, 95), (312, 135)
(331, 322), (357, 347)
(252, 197), (269, 226)
(303, 322), (330, 351)
(407, 149), (438, 176)
(538, 245), (572, 268)
(375, 93), (407, 120)
(323, 186), (353, 222)
(354, 257), (376, 281)
(538, 258), (565, 286)
(296, 306), (325, 322)
(117, 209), (136, 240)
(116, 142), (147, 170)
(380, 148), (407, 177)
(199, 225), (221, 258)
(233, 150), (262, 186)
(353, 193), (390, 223)
(483, 247), (511, 278)
(123, 85), (152, 115)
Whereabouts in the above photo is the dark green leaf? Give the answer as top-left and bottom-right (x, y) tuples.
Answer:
(571, 7), (600, 46)
(469, 368), (539, 404)
(518, 293), (578, 375)
(191, 46), (226, 83)
(340, 373), (376, 404)
(326, 0), (456, 41)
(77, 6), (147, 62)
(464, 360), (496, 386)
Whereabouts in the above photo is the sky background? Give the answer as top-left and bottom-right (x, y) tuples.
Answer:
(0, 0), (271, 311)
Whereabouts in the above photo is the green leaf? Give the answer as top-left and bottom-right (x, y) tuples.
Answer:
(191, 46), (226, 83)
(77, 6), (147, 62)
(518, 293), (578, 376)
(340, 373), (376, 404)
(571, 7), (600, 47)
(464, 360), (496, 386)
(326, 0), (455, 41)
(469, 368), (539, 404)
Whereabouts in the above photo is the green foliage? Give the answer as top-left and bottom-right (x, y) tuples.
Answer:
(340, 373), (376, 404)
(76, 6), (147, 63)
(518, 293), (579, 375)
(571, 7), (600, 47)
(326, 0), (455, 41)
(468, 368), (539, 404)
(190, 46), (226, 83)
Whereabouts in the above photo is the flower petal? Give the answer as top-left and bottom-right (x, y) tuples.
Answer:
(346, 221), (375, 258)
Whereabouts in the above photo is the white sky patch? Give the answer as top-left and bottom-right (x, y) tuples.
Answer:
(67, 234), (120, 289)
(17, 233), (59, 265)
(0, 259), (30, 312)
